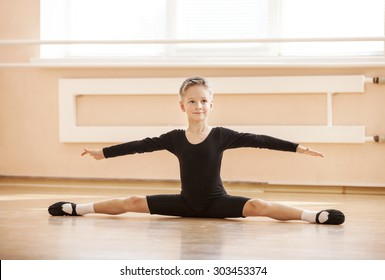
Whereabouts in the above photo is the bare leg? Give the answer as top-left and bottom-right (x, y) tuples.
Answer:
(93, 195), (150, 215)
(242, 199), (303, 221)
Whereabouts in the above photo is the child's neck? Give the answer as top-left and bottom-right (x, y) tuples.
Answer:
(186, 122), (211, 134)
(185, 122), (212, 145)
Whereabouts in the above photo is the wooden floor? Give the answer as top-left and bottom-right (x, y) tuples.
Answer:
(1, 180), (385, 260)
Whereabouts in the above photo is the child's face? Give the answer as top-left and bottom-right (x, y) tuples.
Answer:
(180, 85), (213, 122)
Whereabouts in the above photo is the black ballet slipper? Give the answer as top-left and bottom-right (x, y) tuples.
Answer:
(48, 201), (80, 216)
(316, 209), (345, 225)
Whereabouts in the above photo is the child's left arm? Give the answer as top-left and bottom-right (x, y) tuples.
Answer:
(296, 145), (324, 157)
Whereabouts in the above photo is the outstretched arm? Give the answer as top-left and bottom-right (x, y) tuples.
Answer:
(81, 148), (105, 160)
(296, 145), (324, 157)
(222, 128), (324, 157)
(81, 131), (175, 160)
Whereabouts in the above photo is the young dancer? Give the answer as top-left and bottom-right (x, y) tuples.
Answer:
(49, 77), (345, 225)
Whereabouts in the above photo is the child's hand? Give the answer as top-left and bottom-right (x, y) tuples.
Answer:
(296, 145), (324, 157)
(81, 148), (105, 160)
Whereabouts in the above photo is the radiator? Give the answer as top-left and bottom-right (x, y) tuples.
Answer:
(59, 76), (368, 143)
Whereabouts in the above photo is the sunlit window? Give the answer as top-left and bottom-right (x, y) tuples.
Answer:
(40, 0), (384, 59)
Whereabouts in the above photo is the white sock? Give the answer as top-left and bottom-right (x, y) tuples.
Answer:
(62, 203), (95, 215)
(301, 210), (329, 223)
(301, 210), (329, 224)
(301, 210), (317, 223)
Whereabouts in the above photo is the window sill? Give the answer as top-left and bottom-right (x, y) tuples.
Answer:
(1, 56), (385, 68)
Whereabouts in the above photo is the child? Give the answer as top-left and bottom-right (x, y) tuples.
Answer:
(49, 77), (345, 225)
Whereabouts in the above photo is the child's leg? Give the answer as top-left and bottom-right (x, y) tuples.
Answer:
(48, 195), (150, 216)
(94, 196), (149, 215)
(242, 199), (303, 220)
(242, 199), (345, 225)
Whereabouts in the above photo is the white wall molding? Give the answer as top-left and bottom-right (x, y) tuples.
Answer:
(59, 76), (366, 143)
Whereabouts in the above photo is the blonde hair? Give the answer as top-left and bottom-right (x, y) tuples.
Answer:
(179, 77), (213, 99)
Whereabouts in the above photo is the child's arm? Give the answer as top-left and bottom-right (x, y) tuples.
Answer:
(81, 148), (105, 160)
(221, 128), (324, 157)
(80, 131), (177, 160)
(296, 145), (324, 157)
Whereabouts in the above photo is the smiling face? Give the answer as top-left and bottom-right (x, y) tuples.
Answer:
(179, 85), (213, 123)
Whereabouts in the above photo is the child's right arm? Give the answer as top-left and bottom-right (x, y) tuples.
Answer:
(81, 131), (177, 160)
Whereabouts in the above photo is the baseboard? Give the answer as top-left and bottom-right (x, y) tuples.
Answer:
(1, 175), (384, 195)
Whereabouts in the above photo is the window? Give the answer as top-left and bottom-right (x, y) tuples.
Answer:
(40, 0), (384, 62)
(280, 0), (384, 56)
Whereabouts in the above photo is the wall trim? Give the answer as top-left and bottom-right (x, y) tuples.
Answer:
(59, 76), (366, 143)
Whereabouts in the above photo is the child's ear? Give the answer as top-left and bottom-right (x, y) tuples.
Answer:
(179, 101), (185, 112)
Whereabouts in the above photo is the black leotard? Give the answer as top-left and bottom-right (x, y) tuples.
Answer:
(103, 127), (298, 212)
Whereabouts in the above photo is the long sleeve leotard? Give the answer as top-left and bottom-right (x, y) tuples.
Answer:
(103, 127), (298, 209)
